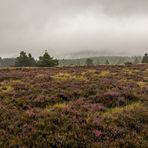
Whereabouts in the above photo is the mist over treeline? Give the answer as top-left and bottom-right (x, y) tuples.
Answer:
(59, 56), (142, 66)
(0, 51), (146, 67)
(0, 57), (16, 67)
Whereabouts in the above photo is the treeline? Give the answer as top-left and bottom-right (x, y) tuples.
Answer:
(59, 54), (148, 66)
(0, 52), (148, 67)
(15, 51), (58, 67)
(0, 57), (16, 67)
(0, 51), (58, 67)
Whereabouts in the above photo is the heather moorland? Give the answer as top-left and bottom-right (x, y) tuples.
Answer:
(0, 65), (148, 147)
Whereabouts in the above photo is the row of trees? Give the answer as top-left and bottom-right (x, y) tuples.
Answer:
(15, 52), (111, 67)
(85, 58), (109, 66)
(15, 51), (58, 67)
(85, 53), (148, 66)
(1, 52), (148, 67)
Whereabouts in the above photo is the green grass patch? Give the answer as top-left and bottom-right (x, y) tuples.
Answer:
(102, 102), (142, 117)
(46, 102), (69, 112)
(99, 70), (110, 77)
(0, 81), (13, 93)
(52, 72), (87, 81)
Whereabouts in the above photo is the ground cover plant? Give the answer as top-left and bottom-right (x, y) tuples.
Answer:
(0, 65), (148, 148)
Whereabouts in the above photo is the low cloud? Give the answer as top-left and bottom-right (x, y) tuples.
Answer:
(0, 0), (147, 58)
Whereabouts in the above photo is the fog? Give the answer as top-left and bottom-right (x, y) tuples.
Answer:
(0, 0), (148, 58)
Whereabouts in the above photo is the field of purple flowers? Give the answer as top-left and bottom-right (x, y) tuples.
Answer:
(0, 65), (148, 147)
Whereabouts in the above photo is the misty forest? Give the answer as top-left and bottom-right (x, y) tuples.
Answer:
(0, 52), (148, 67)
(0, 0), (148, 148)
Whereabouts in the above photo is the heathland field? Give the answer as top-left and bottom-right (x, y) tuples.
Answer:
(0, 65), (148, 147)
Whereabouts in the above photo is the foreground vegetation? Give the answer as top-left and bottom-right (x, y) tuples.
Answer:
(0, 65), (148, 147)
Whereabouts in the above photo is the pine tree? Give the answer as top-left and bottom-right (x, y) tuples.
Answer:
(28, 53), (36, 66)
(133, 57), (139, 64)
(37, 51), (58, 67)
(15, 51), (36, 67)
(15, 51), (29, 67)
(142, 53), (148, 63)
(85, 58), (93, 66)
(105, 60), (109, 65)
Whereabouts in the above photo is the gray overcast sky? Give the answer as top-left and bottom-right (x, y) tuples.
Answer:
(0, 0), (148, 58)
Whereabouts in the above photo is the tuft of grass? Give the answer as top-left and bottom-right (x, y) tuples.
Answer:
(87, 69), (97, 74)
(137, 81), (146, 88)
(46, 102), (69, 112)
(52, 72), (86, 81)
(145, 69), (148, 72)
(35, 74), (45, 79)
(0, 81), (13, 93)
(102, 102), (142, 117)
(99, 70), (110, 77)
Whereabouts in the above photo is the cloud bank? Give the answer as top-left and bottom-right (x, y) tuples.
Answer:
(0, 0), (148, 58)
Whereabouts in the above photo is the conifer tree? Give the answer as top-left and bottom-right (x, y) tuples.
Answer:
(85, 58), (93, 66)
(142, 53), (148, 63)
(37, 51), (58, 67)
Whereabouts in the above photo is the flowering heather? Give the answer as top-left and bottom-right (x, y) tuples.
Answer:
(0, 65), (148, 147)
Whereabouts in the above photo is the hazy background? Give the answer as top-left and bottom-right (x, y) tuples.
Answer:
(0, 0), (148, 58)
